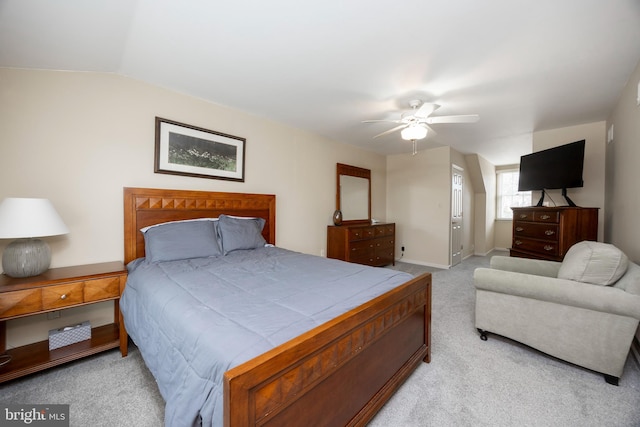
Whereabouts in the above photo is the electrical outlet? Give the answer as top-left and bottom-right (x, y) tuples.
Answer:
(47, 311), (61, 320)
(401, 246), (405, 252)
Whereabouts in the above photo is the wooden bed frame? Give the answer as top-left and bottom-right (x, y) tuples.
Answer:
(123, 187), (431, 427)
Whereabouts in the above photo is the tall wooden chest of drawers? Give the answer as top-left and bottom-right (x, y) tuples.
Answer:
(327, 223), (395, 266)
(510, 207), (598, 261)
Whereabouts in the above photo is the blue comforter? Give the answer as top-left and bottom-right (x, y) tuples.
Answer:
(120, 246), (413, 427)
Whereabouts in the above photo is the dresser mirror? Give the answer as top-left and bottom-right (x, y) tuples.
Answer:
(336, 163), (371, 224)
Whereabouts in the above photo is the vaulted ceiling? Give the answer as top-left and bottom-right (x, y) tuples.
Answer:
(2, 0), (639, 164)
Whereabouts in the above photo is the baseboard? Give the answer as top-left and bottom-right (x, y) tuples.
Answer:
(396, 257), (450, 270)
(474, 248), (509, 257)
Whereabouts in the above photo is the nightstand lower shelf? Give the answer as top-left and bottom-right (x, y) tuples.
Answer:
(0, 323), (120, 383)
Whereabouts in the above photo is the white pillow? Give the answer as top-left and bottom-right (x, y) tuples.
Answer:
(558, 241), (629, 286)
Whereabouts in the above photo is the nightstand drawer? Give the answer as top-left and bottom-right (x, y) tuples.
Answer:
(84, 277), (120, 302)
(0, 289), (41, 319)
(42, 282), (84, 310)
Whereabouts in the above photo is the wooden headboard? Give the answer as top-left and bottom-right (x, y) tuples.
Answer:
(123, 187), (276, 264)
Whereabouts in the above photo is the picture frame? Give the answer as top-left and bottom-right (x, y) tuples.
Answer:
(154, 117), (246, 182)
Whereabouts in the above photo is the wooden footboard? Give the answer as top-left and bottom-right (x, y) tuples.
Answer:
(224, 272), (431, 427)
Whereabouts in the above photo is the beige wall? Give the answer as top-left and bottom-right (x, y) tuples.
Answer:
(494, 220), (513, 250)
(465, 153), (496, 255)
(606, 58), (640, 345)
(606, 59), (640, 262)
(492, 121), (608, 249)
(0, 68), (387, 347)
(532, 122), (607, 241)
(386, 146), (451, 268)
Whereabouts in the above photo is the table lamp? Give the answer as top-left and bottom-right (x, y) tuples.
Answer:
(0, 198), (70, 278)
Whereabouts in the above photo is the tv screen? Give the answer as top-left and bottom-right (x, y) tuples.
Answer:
(518, 140), (585, 192)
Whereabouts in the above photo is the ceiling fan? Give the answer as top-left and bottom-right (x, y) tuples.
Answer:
(363, 100), (479, 154)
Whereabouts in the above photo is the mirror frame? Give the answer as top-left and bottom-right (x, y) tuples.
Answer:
(336, 163), (371, 225)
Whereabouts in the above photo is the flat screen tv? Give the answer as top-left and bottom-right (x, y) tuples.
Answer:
(518, 140), (585, 207)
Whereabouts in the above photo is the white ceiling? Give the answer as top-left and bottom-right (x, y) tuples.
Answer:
(2, 0), (639, 165)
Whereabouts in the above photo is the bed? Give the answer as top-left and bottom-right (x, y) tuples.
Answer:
(121, 187), (431, 427)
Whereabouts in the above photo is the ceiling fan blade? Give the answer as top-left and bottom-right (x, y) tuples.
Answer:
(415, 103), (440, 118)
(426, 114), (479, 124)
(373, 124), (407, 139)
(362, 119), (402, 124)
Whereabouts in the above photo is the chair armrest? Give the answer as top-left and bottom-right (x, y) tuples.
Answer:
(490, 256), (561, 278)
(474, 267), (640, 319)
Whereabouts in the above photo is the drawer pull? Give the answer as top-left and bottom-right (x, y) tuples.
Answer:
(540, 215), (551, 220)
(545, 230), (555, 236)
(515, 227), (524, 232)
(544, 245), (554, 251)
(515, 240), (522, 245)
(519, 214), (528, 219)
(60, 294), (67, 300)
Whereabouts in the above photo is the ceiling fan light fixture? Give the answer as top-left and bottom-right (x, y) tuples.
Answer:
(401, 124), (428, 141)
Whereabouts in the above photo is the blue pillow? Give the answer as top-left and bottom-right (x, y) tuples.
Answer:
(142, 219), (222, 263)
(218, 214), (267, 255)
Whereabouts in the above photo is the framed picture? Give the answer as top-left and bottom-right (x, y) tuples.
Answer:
(154, 117), (246, 182)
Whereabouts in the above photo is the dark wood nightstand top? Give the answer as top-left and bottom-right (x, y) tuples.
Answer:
(0, 261), (126, 292)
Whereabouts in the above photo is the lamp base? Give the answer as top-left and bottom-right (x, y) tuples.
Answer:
(2, 238), (51, 278)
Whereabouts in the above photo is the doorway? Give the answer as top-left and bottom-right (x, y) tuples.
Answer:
(451, 165), (464, 266)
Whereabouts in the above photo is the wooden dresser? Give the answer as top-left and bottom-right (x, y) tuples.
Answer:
(510, 207), (598, 261)
(327, 223), (395, 267)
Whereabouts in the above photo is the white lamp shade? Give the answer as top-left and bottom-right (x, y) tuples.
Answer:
(401, 124), (428, 141)
(0, 198), (69, 239)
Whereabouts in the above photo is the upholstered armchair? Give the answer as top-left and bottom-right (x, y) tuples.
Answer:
(474, 241), (640, 385)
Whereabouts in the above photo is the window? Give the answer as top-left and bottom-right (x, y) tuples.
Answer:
(496, 169), (531, 219)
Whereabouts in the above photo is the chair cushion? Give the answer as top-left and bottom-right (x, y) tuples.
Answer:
(558, 241), (629, 286)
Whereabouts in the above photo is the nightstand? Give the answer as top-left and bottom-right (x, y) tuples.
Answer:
(0, 261), (128, 383)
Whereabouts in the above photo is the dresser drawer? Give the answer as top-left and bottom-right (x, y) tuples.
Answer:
(374, 248), (395, 265)
(348, 239), (375, 258)
(348, 227), (376, 241)
(513, 222), (559, 240)
(84, 277), (121, 302)
(512, 238), (558, 256)
(327, 223), (396, 267)
(373, 237), (394, 251)
(375, 224), (395, 237)
(514, 210), (535, 221)
(42, 282), (84, 310)
(0, 289), (42, 319)
(533, 211), (560, 223)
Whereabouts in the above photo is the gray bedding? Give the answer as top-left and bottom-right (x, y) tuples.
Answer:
(120, 246), (413, 427)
